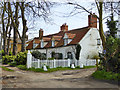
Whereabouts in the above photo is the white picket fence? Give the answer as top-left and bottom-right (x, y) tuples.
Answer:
(27, 51), (97, 69)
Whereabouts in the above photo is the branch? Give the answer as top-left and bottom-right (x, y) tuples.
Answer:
(68, 2), (99, 19)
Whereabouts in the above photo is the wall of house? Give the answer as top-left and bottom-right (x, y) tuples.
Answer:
(79, 28), (103, 65)
(30, 28), (102, 65)
(31, 45), (76, 60)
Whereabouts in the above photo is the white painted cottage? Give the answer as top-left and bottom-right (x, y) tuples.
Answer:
(26, 13), (103, 65)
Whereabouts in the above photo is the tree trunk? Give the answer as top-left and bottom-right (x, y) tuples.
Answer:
(20, 2), (28, 52)
(2, 2), (7, 54)
(13, 2), (19, 55)
(98, 2), (106, 50)
(7, 22), (12, 55)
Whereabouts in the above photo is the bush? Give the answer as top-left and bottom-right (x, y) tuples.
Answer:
(2, 55), (16, 64)
(48, 57), (55, 60)
(15, 51), (27, 65)
(8, 61), (17, 67)
(31, 51), (46, 60)
(9, 51), (13, 56)
(1, 50), (5, 56)
(92, 70), (120, 81)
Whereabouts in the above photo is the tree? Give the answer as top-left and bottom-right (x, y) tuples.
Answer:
(106, 2), (118, 38)
(75, 44), (81, 60)
(68, 1), (107, 49)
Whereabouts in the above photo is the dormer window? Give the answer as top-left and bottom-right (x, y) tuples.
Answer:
(64, 38), (68, 46)
(97, 38), (101, 45)
(41, 39), (44, 48)
(63, 33), (68, 46)
(52, 40), (55, 47)
(33, 43), (38, 48)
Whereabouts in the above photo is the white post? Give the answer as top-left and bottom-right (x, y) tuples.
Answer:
(54, 59), (56, 68)
(27, 50), (32, 68)
(68, 59), (70, 67)
(71, 64), (75, 68)
(38, 59), (40, 68)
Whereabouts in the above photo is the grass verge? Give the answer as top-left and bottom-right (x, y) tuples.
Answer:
(17, 65), (96, 73)
(92, 70), (120, 81)
(0, 66), (14, 72)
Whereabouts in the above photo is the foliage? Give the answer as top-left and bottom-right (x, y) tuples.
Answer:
(101, 36), (120, 73)
(92, 70), (120, 81)
(75, 44), (81, 60)
(2, 55), (16, 64)
(51, 51), (63, 59)
(0, 66), (14, 72)
(0, 50), (5, 56)
(15, 51), (27, 65)
(31, 51), (46, 60)
(106, 16), (118, 38)
(8, 61), (17, 67)
(9, 51), (13, 56)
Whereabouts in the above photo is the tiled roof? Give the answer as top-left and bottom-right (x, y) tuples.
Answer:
(26, 26), (90, 50)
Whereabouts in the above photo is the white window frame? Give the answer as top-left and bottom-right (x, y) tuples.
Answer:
(52, 40), (55, 47)
(97, 38), (101, 45)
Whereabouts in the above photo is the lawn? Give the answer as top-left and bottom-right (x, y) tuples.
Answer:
(17, 65), (96, 73)
(0, 66), (14, 72)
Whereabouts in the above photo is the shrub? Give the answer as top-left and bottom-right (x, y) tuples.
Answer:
(31, 51), (46, 60)
(15, 51), (27, 65)
(9, 51), (13, 56)
(92, 70), (120, 81)
(0, 50), (5, 56)
(2, 55), (16, 64)
(8, 61), (17, 67)
(48, 57), (55, 60)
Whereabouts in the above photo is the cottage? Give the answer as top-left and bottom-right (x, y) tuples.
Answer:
(26, 13), (103, 66)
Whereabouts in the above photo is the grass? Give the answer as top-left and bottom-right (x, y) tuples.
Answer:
(83, 65), (96, 69)
(0, 66), (14, 72)
(17, 65), (96, 73)
(92, 70), (120, 81)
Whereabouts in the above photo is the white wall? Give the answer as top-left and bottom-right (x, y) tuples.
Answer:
(79, 28), (103, 65)
(31, 45), (76, 60)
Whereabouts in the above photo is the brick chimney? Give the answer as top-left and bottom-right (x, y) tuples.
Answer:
(88, 13), (97, 28)
(39, 29), (43, 40)
(60, 23), (68, 32)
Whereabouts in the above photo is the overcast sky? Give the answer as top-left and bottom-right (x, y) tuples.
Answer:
(24, 0), (119, 39)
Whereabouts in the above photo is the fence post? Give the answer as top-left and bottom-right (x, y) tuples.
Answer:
(68, 59), (70, 67)
(38, 59), (40, 68)
(27, 50), (32, 68)
(54, 59), (56, 68)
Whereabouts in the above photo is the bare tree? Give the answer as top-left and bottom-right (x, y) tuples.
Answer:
(67, 1), (106, 49)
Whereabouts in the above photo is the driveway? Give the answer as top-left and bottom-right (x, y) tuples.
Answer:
(1, 65), (119, 88)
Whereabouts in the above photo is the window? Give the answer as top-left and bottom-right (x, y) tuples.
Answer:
(64, 38), (68, 46)
(52, 40), (55, 47)
(97, 39), (101, 45)
(51, 52), (63, 59)
(67, 52), (73, 59)
(33, 43), (38, 48)
(41, 39), (44, 48)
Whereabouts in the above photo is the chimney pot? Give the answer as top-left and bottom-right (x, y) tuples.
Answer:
(60, 23), (68, 32)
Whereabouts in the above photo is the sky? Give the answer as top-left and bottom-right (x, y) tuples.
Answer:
(23, 0), (119, 39)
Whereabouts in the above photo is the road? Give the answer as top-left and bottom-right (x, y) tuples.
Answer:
(1, 65), (119, 88)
